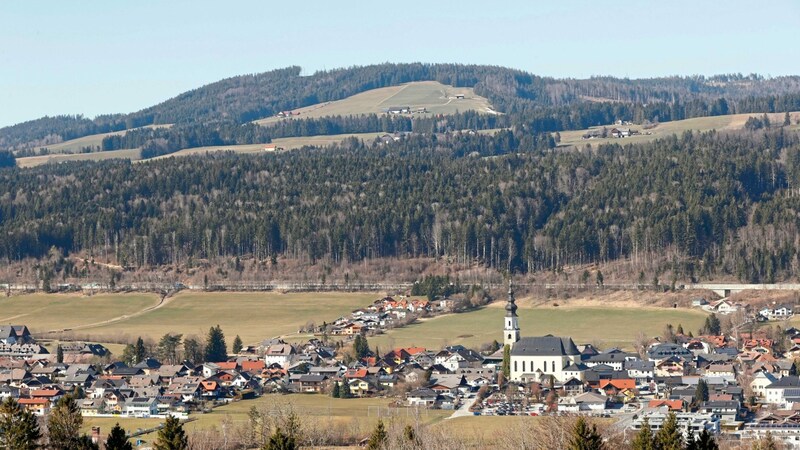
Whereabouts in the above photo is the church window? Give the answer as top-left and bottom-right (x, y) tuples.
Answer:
(514, 361), (517, 372)
(552, 361), (555, 372)
(508, 334), (511, 339)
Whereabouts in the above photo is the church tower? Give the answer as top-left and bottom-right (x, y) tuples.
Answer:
(504, 283), (520, 347)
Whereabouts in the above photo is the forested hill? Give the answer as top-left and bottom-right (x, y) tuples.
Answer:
(4, 63), (800, 153)
(2, 127), (800, 283)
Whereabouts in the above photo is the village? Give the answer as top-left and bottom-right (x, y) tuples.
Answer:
(2, 288), (800, 447)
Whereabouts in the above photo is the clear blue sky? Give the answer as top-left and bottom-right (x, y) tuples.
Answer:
(1, 0), (798, 128)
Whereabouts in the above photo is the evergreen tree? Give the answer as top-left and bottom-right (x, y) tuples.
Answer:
(232, 335), (243, 354)
(121, 344), (136, 366)
(677, 324), (684, 335)
(366, 420), (387, 450)
(154, 416), (188, 450)
(340, 380), (352, 398)
(654, 412), (683, 450)
(331, 381), (340, 398)
(105, 423), (133, 450)
(48, 395), (85, 450)
(263, 427), (296, 450)
(157, 333), (183, 365)
(0, 396), (42, 450)
(183, 336), (204, 364)
(204, 325), (228, 363)
(785, 112), (792, 126)
(631, 417), (654, 450)
(502, 344), (511, 377)
(687, 429), (718, 450)
(568, 417), (605, 450)
(134, 337), (147, 364)
(56, 344), (64, 363)
(695, 379), (709, 405)
(353, 334), (370, 358)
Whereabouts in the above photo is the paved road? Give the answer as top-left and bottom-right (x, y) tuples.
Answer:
(448, 395), (476, 419)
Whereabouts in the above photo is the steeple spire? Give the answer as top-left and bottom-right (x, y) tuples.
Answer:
(504, 281), (520, 347)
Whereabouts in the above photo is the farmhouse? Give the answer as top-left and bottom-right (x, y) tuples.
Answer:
(505, 286), (582, 382)
(387, 106), (411, 114)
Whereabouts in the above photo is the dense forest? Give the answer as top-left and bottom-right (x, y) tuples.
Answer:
(1, 127), (799, 283)
(4, 64), (800, 155)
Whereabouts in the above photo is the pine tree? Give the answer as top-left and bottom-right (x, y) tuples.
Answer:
(204, 325), (228, 363)
(654, 412), (683, 450)
(568, 417), (605, 450)
(331, 381), (340, 398)
(631, 417), (654, 450)
(695, 379), (709, 406)
(232, 335), (244, 354)
(263, 427), (296, 450)
(121, 344), (136, 365)
(785, 112), (792, 127)
(341, 380), (352, 398)
(687, 429), (718, 450)
(0, 396), (42, 450)
(502, 344), (511, 377)
(134, 337), (147, 364)
(366, 420), (387, 450)
(154, 416), (188, 450)
(105, 423), (133, 450)
(57, 344), (64, 363)
(48, 395), (85, 450)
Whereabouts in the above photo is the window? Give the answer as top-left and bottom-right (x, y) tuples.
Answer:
(552, 361), (555, 372)
(508, 334), (511, 339)
(514, 361), (518, 372)
(522, 361), (526, 372)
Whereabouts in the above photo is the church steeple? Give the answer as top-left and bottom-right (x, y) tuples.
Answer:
(504, 282), (520, 347)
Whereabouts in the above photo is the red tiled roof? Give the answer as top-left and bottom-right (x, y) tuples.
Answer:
(649, 399), (683, 411)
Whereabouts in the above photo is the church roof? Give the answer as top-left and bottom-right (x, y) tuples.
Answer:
(511, 335), (580, 357)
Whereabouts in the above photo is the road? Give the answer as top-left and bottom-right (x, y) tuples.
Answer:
(447, 395), (476, 419)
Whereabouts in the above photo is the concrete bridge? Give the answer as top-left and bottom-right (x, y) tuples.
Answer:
(685, 283), (800, 297)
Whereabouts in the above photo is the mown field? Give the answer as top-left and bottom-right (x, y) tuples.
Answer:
(0, 292), (160, 334)
(254, 81), (493, 126)
(2, 291), (373, 346)
(558, 111), (800, 147)
(371, 304), (708, 351)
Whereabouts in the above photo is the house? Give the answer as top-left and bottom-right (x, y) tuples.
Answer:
(626, 360), (655, 381)
(751, 371), (778, 398)
(18, 398), (50, 416)
(708, 299), (739, 314)
(296, 374), (328, 393)
(387, 106), (411, 114)
(764, 376), (800, 406)
(648, 344), (693, 362)
(263, 344), (296, 367)
(760, 305), (794, 321)
(698, 400), (741, 422)
(123, 397), (159, 417)
(79, 398), (105, 416)
(558, 392), (608, 413)
(407, 388), (438, 407)
(655, 357), (688, 377)
(610, 128), (632, 138)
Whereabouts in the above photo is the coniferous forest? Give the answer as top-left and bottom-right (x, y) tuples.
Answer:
(1, 127), (800, 283)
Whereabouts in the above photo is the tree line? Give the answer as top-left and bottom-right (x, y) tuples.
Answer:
(1, 128), (800, 282)
(5, 63), (800, 154)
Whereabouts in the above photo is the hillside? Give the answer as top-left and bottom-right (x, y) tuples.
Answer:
(254, 81), (494, 125)
(5, 64), (800, 155)
(558, 111), (800, 147)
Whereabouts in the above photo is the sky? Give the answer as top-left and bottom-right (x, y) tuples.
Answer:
(1, 0), (799, 128)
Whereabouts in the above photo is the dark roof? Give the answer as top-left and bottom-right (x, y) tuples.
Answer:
(768, 376), (800, 389)
(511, 336), (580, 357)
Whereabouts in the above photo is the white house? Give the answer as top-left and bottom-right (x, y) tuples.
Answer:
(123, 397), (159, 417)
(751, 371), (778, 398)
(263, 344), (296, 367)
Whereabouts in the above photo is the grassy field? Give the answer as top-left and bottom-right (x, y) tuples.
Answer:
(254, 81), (494, 127)
(0, 292), (160, 334)
(373, 304), (708, 351)
(150, 132), (385, 160)
(83, 393), (450, 445)
(70, 291), (377, 345)
(16, 148), (141, 168)
(559, 111), (800, 147)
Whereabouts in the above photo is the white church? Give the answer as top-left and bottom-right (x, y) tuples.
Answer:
(504, 286), (582, 383)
